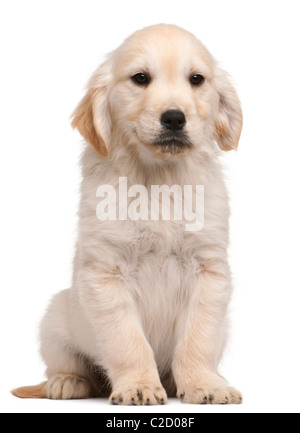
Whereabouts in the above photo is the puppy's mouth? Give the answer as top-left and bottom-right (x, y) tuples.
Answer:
(153, 131), (193, 154)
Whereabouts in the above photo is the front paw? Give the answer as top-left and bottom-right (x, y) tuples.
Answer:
(110, 384), (168, 406)
(177, 374), (242, 405)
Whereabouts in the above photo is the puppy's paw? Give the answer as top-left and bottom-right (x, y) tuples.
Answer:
(47, 374), (93, 400)
(177, 375), (242, 405)
(110, 384), (168, 406)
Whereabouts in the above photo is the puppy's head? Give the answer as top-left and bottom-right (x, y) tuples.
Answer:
(72, 24), (243, 161)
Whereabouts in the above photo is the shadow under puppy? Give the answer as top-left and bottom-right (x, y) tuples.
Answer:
(13, 24), (243, 405)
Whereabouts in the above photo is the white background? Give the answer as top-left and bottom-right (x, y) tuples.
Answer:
(1, 0), (300, 414)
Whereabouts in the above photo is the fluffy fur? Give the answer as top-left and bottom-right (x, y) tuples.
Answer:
(13, 24), (243, 405)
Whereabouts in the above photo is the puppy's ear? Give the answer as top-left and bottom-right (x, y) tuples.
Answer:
(214, 68), (243, 151)
(71, 60), (112, 157)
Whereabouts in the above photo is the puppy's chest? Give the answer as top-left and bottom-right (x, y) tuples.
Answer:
(129, 222), (200, 301)
(129, 224), (199, 362)
(134, 222), (195, 267)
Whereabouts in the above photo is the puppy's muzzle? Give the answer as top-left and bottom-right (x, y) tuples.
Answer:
(154, 110), (192, 154)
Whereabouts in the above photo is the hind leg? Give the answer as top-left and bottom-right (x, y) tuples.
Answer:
(40, 289), (94, 400)
(46, 373), (92, 400)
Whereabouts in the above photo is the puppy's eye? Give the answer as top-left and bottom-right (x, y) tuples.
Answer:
(131, 73), (151, 87)
(190, 74), (205, 87)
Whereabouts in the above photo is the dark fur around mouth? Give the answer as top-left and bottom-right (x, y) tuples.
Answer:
(154, 132), (193, 154)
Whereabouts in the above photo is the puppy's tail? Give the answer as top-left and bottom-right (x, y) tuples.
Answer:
(11, 382), (48, 399)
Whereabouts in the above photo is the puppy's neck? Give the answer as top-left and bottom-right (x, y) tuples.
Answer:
(81, 137), (218, 190)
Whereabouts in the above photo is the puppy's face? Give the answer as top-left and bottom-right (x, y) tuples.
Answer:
(110, 26), (215, 159)
(72, 25), (243, 161)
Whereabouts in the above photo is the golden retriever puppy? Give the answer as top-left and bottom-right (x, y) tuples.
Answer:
(13, 24), (243, 405)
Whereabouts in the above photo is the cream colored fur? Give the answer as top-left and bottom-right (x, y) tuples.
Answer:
(13, 24), (243, 405)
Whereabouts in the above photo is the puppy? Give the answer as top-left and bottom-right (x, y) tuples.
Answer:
(13, 24), (243, 405)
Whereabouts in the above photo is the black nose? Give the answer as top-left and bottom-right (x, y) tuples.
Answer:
(160, 110), (186, 132)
